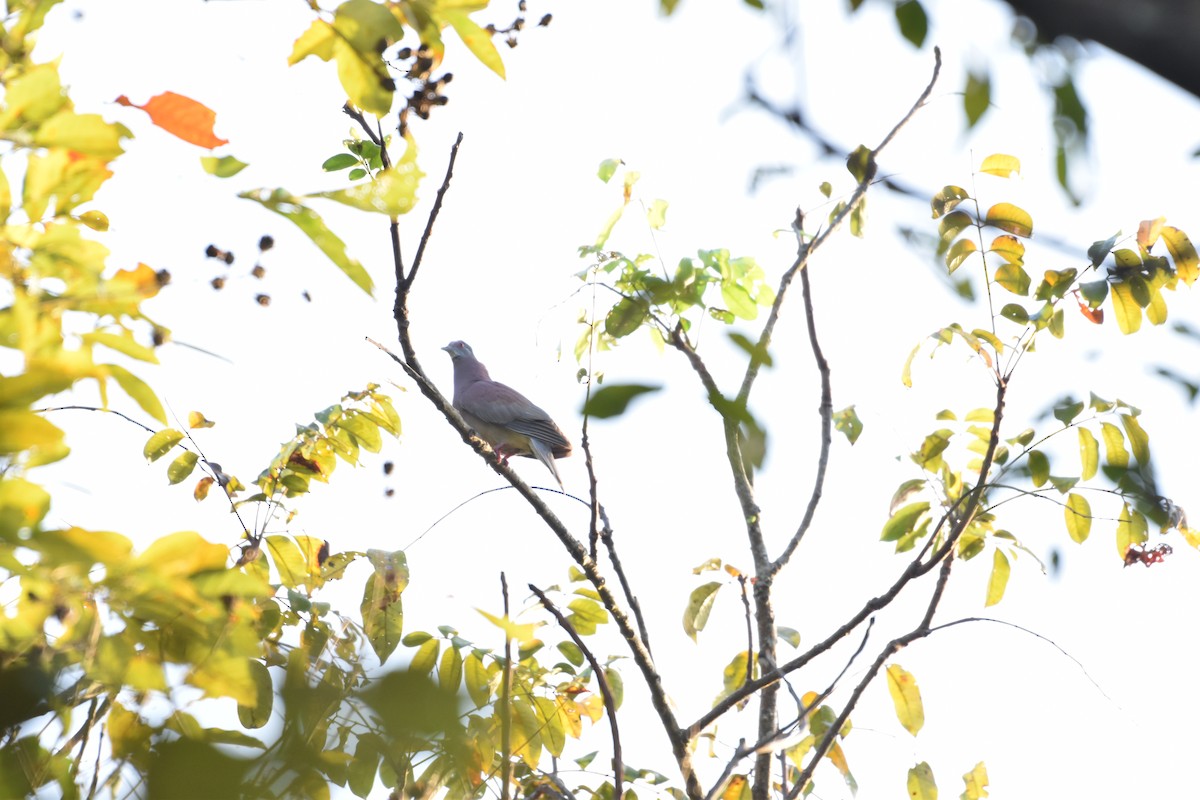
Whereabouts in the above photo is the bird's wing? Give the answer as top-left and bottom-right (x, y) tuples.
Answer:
(460, 380), (571, 454)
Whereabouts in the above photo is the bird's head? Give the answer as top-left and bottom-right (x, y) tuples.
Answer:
(441, 340), (475, 361)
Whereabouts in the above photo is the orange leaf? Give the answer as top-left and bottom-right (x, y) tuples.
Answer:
(116, 92), (228, 149)
(1074, 291), (1103, 324)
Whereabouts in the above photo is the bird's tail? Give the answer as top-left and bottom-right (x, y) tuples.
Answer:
(530, 438), (564, 490)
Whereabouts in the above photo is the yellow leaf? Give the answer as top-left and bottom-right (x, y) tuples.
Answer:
(1109, 281), (1142, 334)
(979, 153), (1020, 177)
(1161, 225), (1198, 285)
(188, 410), (215, 429)
(984, 202), (1033, 238)
(310, 158), (424, 217)
(0, 410), (63, 454)
(33, 111), (126, 160)
(444, 9), (506, 79)
(1136, 216), (1165, 249)
(83, 330), (158, 363)
(0, 62), (66, 127)
(1064, 493), (1091, 544)
(961, 762), (989, 800)
(133, 530), (228, 576)
(885, 663), (924, 736)
(984, 549), (1009, 607)
(721, 775), (749, 800)
(289, 19), (336, 65)
(907, 761), (938, 800)
(477, 609), (540, 643)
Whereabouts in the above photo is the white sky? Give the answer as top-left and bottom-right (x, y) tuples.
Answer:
(24, 0), (1200, 797)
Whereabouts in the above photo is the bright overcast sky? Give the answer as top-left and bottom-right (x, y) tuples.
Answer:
(28, 0), (1200, 797)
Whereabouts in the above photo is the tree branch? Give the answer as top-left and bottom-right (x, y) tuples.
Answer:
(529, 585), (623, 800)
(382, 141), (700, 800)
(501, 573), (514, 800)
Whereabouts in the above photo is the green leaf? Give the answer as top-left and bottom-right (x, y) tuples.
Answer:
(1078, 428), (1099, 480)
(889, 478), (926, 513)
(322, 153), (360, 171)
(937, 210), (973, 254)
(1087, 233), (1119, 267)
(945, 239), (977, 273)
(167, 450), (200, 484)
(885, 664), (924, 735)
(597, 158), (621, 183)
(236, 660), (273, 729)
(994, 264), (1031, 295)
(833, 405), (863, 444)
(683, 581), (722, 642)
(409, 638), (439, 675)
(907, 762), (938, 800)
(310, 146), (423, 217)
(87, 331), (158, 366)
(984, 203), (1033, 237)
(582, 383), (661, 419)
(442, 9), (505, 78)
(361, 569), (404, 664)
(143, 428), (184, 462)
(464, 651), (491, 708)
(1064, 493), (1091, 543)
(1035, 268), (1078, 301)
(34, 111), (125, 160)
(777, 626), (801, 648)
(894, 0), (928, 47)
(845, 145), (872, 182)
(200, 155), (249, 178)
(881, 502), (930, 542)
(999, 303), (1028, 324)
(1054, 399), (1084, 425)
(1078, 279), (1108, 307)
(1027, 450), (1049, 487)
(931, 186), (969, 218)
(912, 429), (953, 469)
(1100, 421), (1129, 467)
(728, 332), (773, 367)
(438, 646), (463, 691)
(605, 296), (649, 338)
(240, 188), (373, 295)
(964, 73), (990, 128)
(980, 153), (1019, 177)
(985, 549), (1010, 607)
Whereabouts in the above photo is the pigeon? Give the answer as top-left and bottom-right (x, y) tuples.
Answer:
(442, 340), (572, 488)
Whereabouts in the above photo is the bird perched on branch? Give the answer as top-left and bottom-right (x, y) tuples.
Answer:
(442, 340), (572, 488)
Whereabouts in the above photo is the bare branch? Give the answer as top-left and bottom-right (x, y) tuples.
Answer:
(529, 584), (623, 800)
(769, 263), (832, 575)
(501, 573), (514, 800)
(406, 131), (463, 292)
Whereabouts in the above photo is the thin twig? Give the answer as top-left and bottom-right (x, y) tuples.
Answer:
(341, 103), (382, 146)
(529, 585), (623, 800)
(405, 131), (464, 292)
(738, 575), (754, 690)
(788, 565), (951, 797)
(501, 573), (513, 800)
(686, 374), (1005, 738)
(768, 260), (832, 577)
(598, 517), (652, 654)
